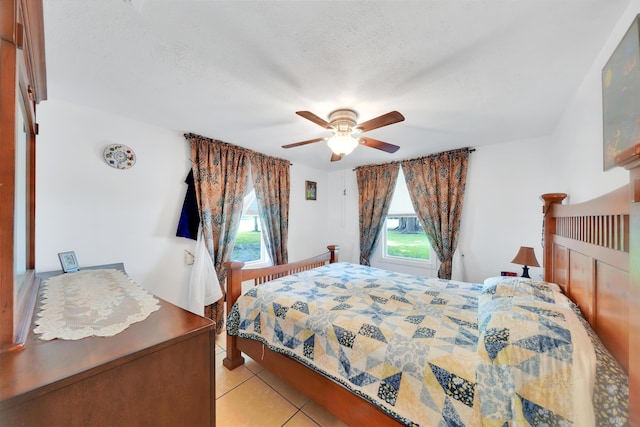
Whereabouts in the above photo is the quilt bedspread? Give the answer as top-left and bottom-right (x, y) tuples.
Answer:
(228, 262), (483, 425)
(477, 280), (596, 426)
(226, 263), (620, 426)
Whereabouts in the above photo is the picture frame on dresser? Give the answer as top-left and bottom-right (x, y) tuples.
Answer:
(58, 251), (79, 273)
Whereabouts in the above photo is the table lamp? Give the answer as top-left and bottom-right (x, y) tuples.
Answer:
(511, 246), (540, 278)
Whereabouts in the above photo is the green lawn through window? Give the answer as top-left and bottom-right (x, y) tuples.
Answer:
(232, 230), (262, 262)
(386, 230), (430, 260)
(233, 228), (430, 262)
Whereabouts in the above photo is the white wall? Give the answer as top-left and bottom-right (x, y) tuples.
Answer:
(36, 99), (329, 310)
(551, 2), (638, 202)
(36, 99), (194, 307)
(456, 137), (558, 283)
(325, 168), (359, 263)
(288, 165), (331, 260)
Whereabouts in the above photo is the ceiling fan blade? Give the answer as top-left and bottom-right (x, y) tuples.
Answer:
(360, 136), (400, 153)
(282, 137), (326, 149)
(355, 111), (405, 133)
(330, 153), (343, 162)
(296, 111), (331, 129)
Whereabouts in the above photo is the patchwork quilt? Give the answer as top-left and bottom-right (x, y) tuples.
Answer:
(477, 279), (596, 426)
(227, 263), (626, 426)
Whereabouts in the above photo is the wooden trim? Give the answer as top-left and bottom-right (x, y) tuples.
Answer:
(0, 271), (39, 353)
(550, 234), (628, 272)
(0, 0), (45, 349)
(0, 37), (17, 346)
(0, 1), (16, 42)
(208, 328), (216, 427)
(17, 0), (46, 103)
(616, 143), (640, 171)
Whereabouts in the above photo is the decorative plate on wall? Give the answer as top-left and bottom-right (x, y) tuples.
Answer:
(103, 144), (136, 169)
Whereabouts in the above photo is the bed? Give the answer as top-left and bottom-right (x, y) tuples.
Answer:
(223, 159), (639, 425)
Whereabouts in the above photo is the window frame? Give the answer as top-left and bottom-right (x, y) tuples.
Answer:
(378, 213), (434, 268)
(232, 188), (270, 267)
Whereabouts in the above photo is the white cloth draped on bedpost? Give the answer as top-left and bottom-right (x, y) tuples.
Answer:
(187, 226), (223, 316)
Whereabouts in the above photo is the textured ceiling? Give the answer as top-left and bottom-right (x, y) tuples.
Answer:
(42, 0), (630, 171)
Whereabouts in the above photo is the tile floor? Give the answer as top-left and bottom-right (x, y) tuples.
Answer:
(214, 331), (348, 427)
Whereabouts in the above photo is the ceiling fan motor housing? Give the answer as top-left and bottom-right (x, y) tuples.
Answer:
(328, 109), (358, 134)
(283, 109), (402, 160)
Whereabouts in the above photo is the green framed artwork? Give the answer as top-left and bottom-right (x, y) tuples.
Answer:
(305, 180), (316, 200)
(602, 14), (640, 171)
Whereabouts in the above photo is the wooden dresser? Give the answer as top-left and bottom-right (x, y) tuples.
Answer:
(0, 264), (216, 426)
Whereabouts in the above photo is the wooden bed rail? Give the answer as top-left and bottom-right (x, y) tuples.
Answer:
(222, 245), (339, 369)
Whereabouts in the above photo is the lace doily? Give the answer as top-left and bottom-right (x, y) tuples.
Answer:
(34, 268), (160, 340)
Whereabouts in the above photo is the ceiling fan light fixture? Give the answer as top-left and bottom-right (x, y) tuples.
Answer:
(327, 133), (359, 156)
(286, 108), (403, 161)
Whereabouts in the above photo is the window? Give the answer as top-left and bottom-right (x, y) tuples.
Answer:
(232, 190), (268, 264)
(379, 170), (433, 266)
(384, 216), (431, 261)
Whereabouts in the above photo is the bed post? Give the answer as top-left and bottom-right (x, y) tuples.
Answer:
(327, 245), (339, 263)
(223, 261), (245, 370)
(540, 193), (567, 283)
(615, 143), (640, 425)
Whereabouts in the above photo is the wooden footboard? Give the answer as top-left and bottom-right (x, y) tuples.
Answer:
(221, 244), (405, 426)
(222, 245), (339, 370)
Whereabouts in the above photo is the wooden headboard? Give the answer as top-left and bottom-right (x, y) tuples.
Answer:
(542, 187), (630, 371)
(542, 143), (640, 424)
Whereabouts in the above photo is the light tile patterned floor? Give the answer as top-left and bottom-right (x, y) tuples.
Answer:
(214, 331), (348, 427)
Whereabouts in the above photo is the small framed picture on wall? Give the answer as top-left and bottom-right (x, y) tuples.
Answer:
(305, 180), (317, 200)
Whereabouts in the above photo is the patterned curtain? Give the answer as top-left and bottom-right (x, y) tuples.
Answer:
(401, 148), (470, 279)
(186, 133), (249, 333)
(250, 153), (290, 265)
(355, 162), (400, 266)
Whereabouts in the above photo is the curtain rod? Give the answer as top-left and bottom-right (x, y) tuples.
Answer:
(351, 147), (476, 171)
(184, 132), (293, 165)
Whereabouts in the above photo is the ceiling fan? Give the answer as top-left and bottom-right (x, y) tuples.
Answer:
(282, 109), (405, 162)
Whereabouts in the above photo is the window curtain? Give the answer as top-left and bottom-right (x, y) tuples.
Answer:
(185, 133), (249, 333)
(355, 162), (400, 266)
(250, 153), (290, 265)
(401, 148), (470, 279)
